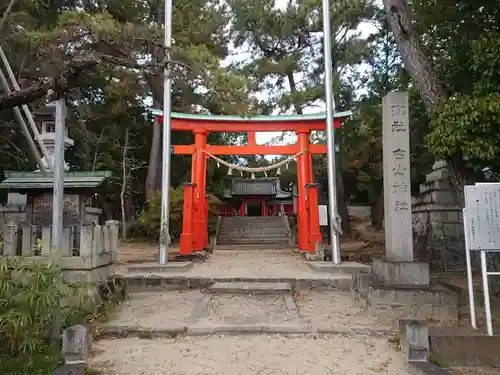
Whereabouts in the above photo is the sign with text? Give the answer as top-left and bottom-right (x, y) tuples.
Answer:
(464, 183), (500, 251)
(319, 205), (328, 226)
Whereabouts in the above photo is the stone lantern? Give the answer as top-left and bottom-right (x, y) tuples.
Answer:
(33, 101), (74, 171)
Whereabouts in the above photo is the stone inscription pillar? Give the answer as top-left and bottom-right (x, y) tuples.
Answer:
(373, 91), (430, 286)
(382, 91), (413, 262)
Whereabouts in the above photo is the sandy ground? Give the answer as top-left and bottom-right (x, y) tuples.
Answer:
(90, 334), (410, 375)
(203, 295), (293, 325)
(116, 249), (353, 281)
(107, 290), (204, 329)
(295, 291), (391, 330)
(106, 290), (391, 332)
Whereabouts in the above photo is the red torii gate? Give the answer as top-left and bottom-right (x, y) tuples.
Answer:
(152, 110), (352, 255)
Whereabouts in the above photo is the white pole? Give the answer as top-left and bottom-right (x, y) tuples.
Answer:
(321, 0), (341, 264)
(480, 250), (493, 336)
(52, 98), (65, 251)
(463, 208), (477, 329)
(159, 0), (173, 264)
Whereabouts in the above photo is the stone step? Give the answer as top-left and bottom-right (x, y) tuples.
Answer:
(207, 282), (292, 294)
(218, 234), (288, 239)
(215, 245), (293, 250)
(219, 229), (287, 233)
(219, 227), (286, 231)
(218, 240), (290, 245)
(219, 226), (286, 231)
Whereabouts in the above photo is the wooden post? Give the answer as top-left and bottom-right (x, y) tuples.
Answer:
(297, 131), (311, 251)
(204, 195), (209, 249)
(306, 184), (322, 252)
(193, 131), (207, 251)
(180, 183), (196, 255)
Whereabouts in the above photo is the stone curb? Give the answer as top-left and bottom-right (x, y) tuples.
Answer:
(408, 361), (450, 375)
(97, 324), (394, 339)
(118, 275), (353, 293)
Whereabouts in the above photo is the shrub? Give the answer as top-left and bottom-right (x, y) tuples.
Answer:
(139, 188), (219, 243)
(0, 261), (98, 357)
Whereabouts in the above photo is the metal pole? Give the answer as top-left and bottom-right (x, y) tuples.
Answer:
(463, 208), (477, 329)
(0, 67), (47, 171)
(321, 0), (341, 264)
(0, 46), (51, 161)
(480, 250), (493, 336)
(51, 98), (65, 251)
(159, 0), (173, 264)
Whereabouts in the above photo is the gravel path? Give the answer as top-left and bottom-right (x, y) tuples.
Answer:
(106, 290), (391, 331)
(296, 291), (392, 330)
(90, 334), (410, 375)
(109, 291), (203, 328)
(116, 249), (352, 280)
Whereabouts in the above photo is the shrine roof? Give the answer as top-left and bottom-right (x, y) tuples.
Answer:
(231, 178), (277, 196)
(151, 109), (353, 122)
(0, 171), (112, 191)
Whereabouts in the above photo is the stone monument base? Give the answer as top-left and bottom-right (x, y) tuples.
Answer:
(354, 267), (458, 325)
(373, 258), (430, 287)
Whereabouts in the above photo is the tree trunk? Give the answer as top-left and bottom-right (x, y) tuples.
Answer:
(286, 71), (302, 115)
(382, 0), (467, 205)
(121, 128), (129, 239)
(146, 98), (162, 200)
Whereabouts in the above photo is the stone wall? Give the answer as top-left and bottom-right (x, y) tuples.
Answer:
(412, 161), (466, 271)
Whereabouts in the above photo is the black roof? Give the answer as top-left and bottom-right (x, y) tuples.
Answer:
(230, 178), (278, 196)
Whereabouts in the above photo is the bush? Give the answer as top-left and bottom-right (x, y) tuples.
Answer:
(139, 188), (219, 243)
(0, 261), (98, 357)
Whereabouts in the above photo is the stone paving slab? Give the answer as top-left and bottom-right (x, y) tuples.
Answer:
(201, 294), (295, 325)
(307, 261), (371, 274)
(127, 262), (193, 273)
(207, 282), (292, 294)
(97, 324), (393, 339)
(120, 275), (353, 292)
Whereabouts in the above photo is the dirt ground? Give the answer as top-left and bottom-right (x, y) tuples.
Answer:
(90, 334), (410, 375)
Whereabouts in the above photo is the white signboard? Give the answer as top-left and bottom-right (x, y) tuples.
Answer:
(319, 205), (328, 226)
(464, 184), (500, 250)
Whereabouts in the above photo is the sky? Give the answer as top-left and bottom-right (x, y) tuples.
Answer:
(222, 0), (378, 146)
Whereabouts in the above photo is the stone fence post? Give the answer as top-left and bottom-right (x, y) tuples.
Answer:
(62, 325), (91, 374)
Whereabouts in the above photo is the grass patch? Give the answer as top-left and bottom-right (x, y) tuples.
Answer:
(0, 350), (62, 375)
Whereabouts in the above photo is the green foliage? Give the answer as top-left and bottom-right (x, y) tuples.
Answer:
(0, 349), (62, 375)
(0, 262), (98, 357)
(139, 188), (185, 240)
(138, 188), (219, 242)
(428, 93), (500, 162)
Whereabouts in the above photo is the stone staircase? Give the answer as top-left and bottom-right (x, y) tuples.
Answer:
(217, 216), (290, 246)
